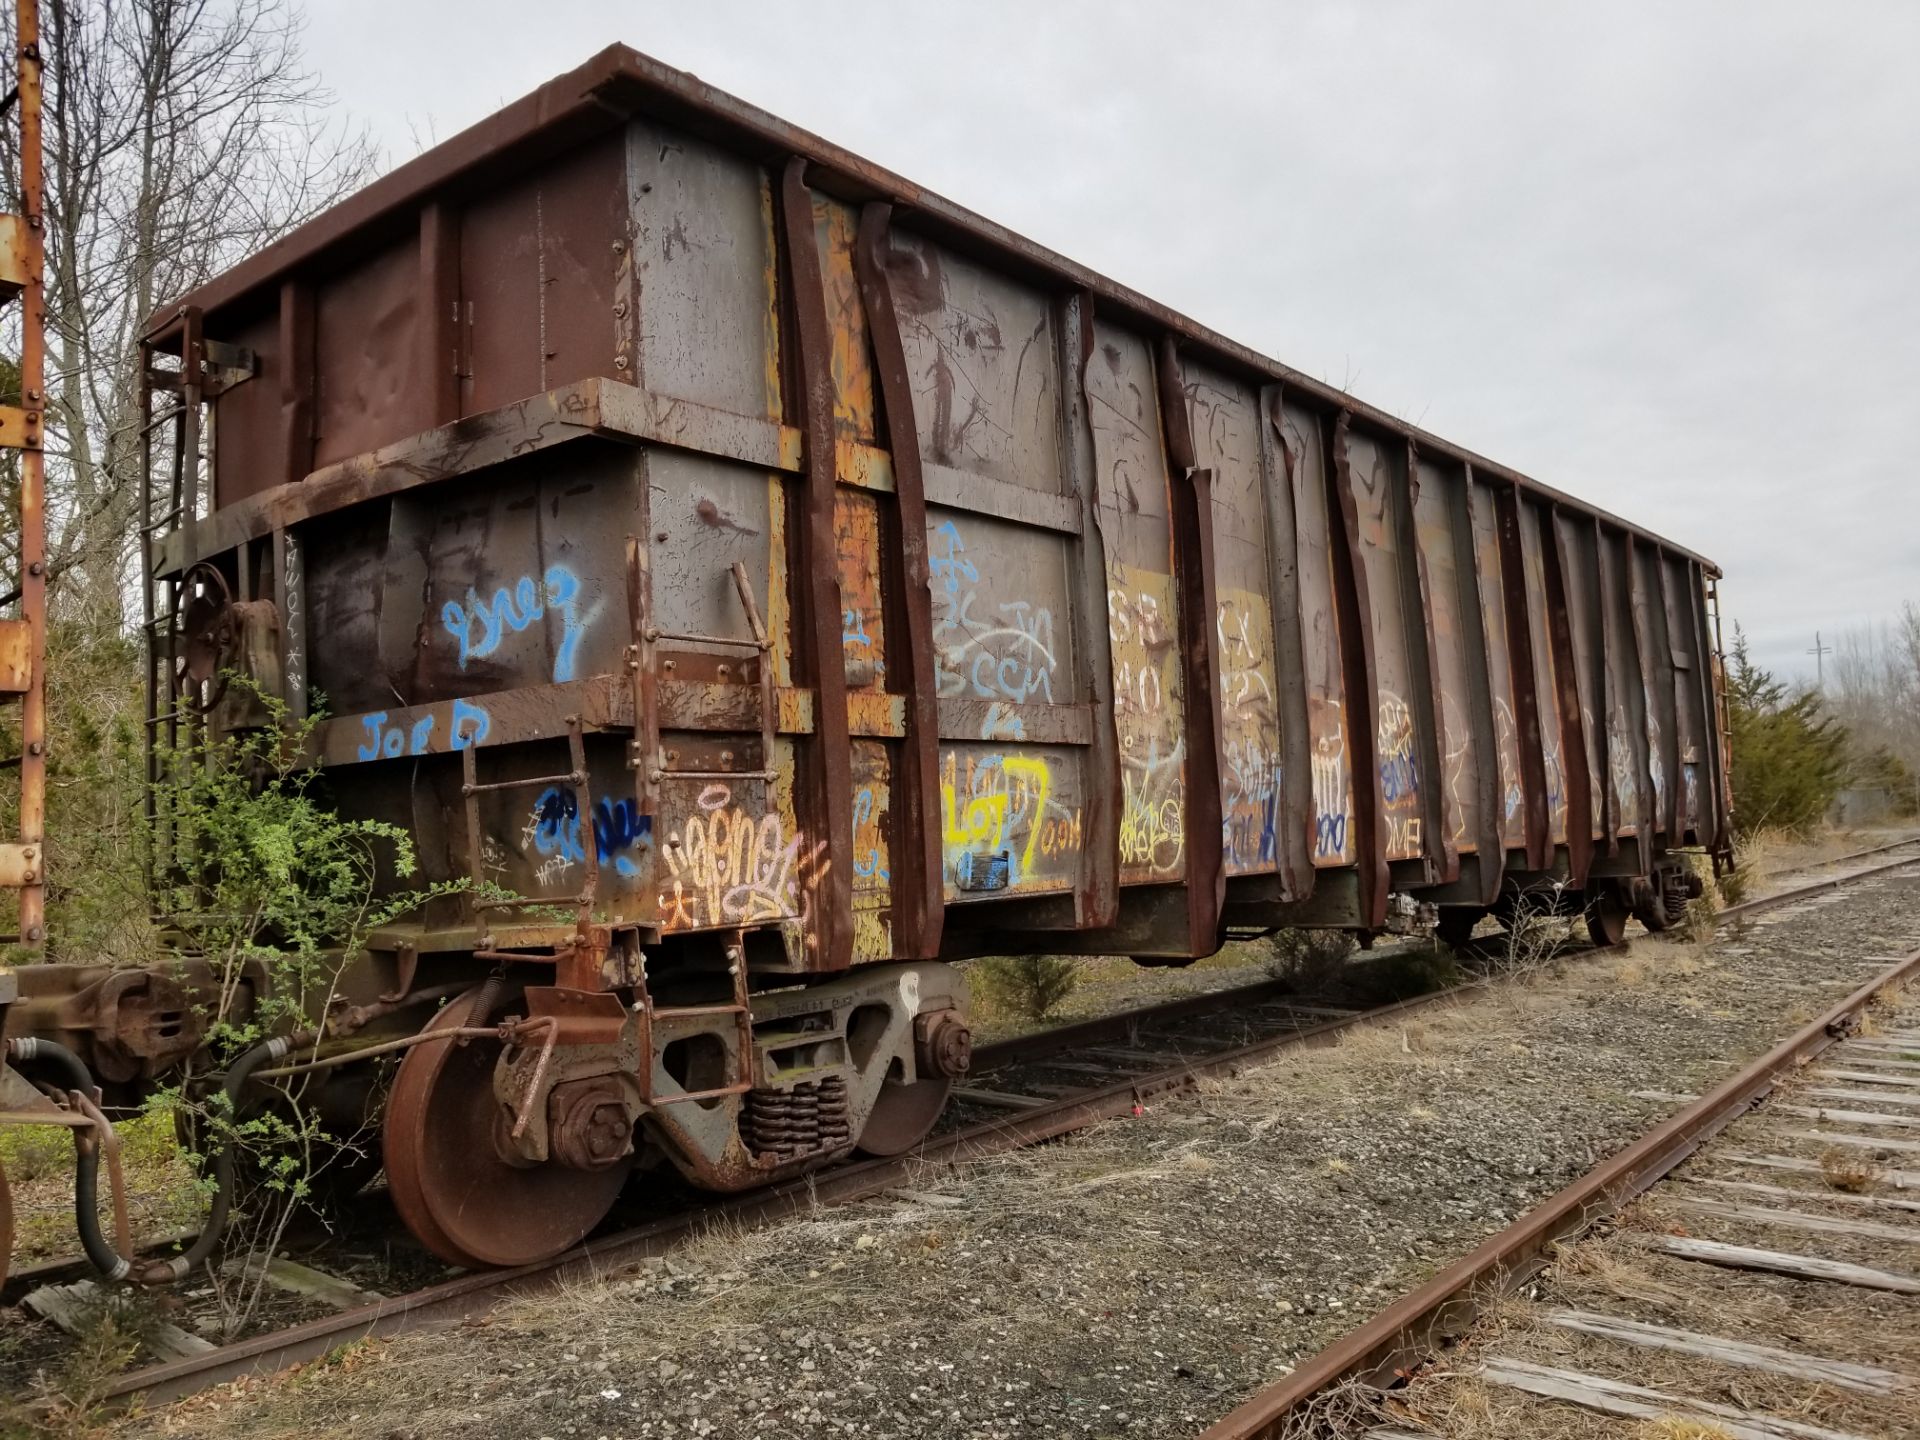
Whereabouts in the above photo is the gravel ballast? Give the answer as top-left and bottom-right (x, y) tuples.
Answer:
(133, 871), (1920, 1440)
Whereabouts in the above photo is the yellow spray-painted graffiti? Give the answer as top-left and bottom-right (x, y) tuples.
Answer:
(940, 752), (1053, 879)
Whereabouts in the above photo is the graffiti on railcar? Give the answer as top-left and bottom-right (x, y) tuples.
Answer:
(939, 746), (1079, 896)
(520, 785), (651, 886)
(1609, 701), (1639, 834)
(1378, 691), (1422, 860)
(658, 780), (829, 931)
(441, 564), (592, 684)
(929, 517), (1061, 706)
(836, 490), (886, 689)
(1543, 739), (1568, 844)
(353, 697), (493, 761)
(1494, 699), (1526, 843)
(1109, 563), (1187, 881)
(850, 739), (892, 892)
(1216, 590), (1282, 874)
(1441, 692), (1474, 850)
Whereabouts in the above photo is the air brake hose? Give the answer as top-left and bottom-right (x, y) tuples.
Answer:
(4, 1036), (93, 1097)
(131, 1030), (316, 1286)
(4, 1037), (133, 1280)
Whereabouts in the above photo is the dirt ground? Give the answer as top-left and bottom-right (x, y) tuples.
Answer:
(80, 868), (1920, 1440)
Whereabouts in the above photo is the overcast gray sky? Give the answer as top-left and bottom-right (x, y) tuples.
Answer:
(302, 0), (1918, 683)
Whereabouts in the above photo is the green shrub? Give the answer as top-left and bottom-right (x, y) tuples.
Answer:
(1264, 927), (1356, 992)
(972, 955), (1080, 1021)
(1727, 626), (1848, 836)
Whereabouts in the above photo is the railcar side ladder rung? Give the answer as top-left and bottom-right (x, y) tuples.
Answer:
(460, 716), (600, 924)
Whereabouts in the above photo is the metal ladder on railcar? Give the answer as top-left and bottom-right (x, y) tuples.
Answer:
(621, 548), (780, 1107)
(0, 8), (46, 952)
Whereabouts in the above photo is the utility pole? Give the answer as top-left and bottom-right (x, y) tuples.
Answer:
(1807, 630), (1831, 690)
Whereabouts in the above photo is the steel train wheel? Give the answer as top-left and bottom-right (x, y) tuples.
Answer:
(856, 1075), (952, 1157)
(1585, 887), (1631, 947)
(383, 988), (631, 1269)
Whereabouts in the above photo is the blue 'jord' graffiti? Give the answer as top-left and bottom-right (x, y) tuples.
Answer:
(442, 566), (586, 683)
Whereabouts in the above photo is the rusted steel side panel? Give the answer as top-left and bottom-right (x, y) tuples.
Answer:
(1278, 401), (1354, 872)
(1688, 561), (1729, 854)
(419, 202), (461, 430)
(1327, 414), (1389, 928)
(1628, 537), (1681, 843)
(1662, 552), (1712, 842)
(1157, 338), (1227, 953)
(1183, 360), (1284, 881)
(1515, 499), (1575, 853)
(1394, 444), (1458, 883)
(1464, 478), (1524, 858)
(1599, 527), (1651, 847)
(1345, 430), (1429, 872)
(1060, 295), (1122, 927)
(1537, 505), (1595, 886)
(878, 232), (1084, 908)
(460, 132), (624, 419)
(1085, 325), (1187, 890)
(313, 237), (419, 468)
(1410, 456), (1480, 864)
(1491, 484), (1551, 871)
(205, 304), (283, 504)
(1256, 388), (1316, 902)
(1554, 512), (1609, 845)
(851, 203), (943, 957)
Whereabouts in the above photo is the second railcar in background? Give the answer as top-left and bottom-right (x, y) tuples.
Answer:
(65, 46), (1729, 1267)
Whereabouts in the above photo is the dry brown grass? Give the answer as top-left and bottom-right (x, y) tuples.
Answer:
(1634, 1420), (1737, 1439)
(1818, 1146), (1888, 1193)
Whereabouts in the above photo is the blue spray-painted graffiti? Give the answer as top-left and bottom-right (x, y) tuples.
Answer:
(355, 699), (492, 760)
(451, 698), (491, 748)
(851, 788), (890, 881)
(592, 797), (648, 878)
(524, 785), (648, 883)
(442, 565), (587, 683)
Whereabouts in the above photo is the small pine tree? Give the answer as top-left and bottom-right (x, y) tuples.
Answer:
(1727, 626), (1849, 835)
(973, 955), (1080, 1021)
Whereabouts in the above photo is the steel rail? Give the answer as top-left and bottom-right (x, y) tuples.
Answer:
(1718, 850), (1920, 925)
(1196, 943), (1920, 1440)
(94, 981), (1487, 1409)
(1752, 831), (1920, 881)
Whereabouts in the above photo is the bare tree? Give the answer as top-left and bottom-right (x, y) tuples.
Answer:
(1, 0), (377, 627)
(1828, 600), (1920, 802)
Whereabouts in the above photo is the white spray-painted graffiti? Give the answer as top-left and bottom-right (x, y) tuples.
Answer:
(929, 519), (1060, 705)
(658, 783), (829, 931)
(1216, 593), (1280, 872)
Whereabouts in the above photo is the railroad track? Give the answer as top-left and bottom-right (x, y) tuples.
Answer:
(1201, 944), (1920, 1439)
(9, 844), (1918, 1417)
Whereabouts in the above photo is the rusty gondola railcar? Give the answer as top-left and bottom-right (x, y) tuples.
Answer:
(21, 47), (1732, 1270)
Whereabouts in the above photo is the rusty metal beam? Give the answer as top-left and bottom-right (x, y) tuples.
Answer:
(1156, 336), (1226, 954)
(776, 158), (854, 973)
(1326, 413), (1389, 928)
(851, 201), (944, 961)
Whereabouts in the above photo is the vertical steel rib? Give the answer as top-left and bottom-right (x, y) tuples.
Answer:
(850, 201), (945, 960)
(776, 158), (853, 971)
